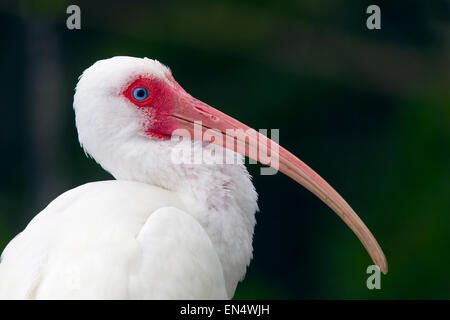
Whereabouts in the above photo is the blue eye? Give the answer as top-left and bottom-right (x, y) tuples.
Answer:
(133, 87), (148, 100)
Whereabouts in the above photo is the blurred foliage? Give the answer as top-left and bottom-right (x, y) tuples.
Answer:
(0, 0), (449, 299)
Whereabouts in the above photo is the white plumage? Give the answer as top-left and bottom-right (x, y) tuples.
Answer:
(0, 57), (258, 299)
(0, 181), (236, 299)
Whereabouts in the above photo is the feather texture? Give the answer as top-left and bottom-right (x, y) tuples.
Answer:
(0, 57), (258, 299)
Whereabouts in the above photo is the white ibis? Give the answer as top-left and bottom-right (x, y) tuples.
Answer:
(0, 56), (387, 299)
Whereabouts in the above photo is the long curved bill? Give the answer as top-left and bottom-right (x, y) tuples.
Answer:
(165, 90), (388, 274)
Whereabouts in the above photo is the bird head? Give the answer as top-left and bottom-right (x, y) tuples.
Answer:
(74, 56), (387, 274)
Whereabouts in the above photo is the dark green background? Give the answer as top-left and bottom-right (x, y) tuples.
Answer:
(0, 0), (449, 299)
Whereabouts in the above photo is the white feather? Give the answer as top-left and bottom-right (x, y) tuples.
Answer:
(0, 57), (258, 299)
(0, 181), (228, 299)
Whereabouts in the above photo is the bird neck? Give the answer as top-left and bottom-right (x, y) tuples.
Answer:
(92, 136), (258, 297)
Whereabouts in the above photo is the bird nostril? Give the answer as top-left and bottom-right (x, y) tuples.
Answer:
(194, 106), (219, 121)
(194, 106), (207, 113)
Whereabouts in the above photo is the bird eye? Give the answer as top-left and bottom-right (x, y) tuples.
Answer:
(132, 87), (148, 100)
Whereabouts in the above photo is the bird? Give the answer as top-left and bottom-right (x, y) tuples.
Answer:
(0, 56), (387, 299)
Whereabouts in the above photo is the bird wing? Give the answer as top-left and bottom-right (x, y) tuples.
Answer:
(0, 181), (227, 299)
(129, 206), (227, 299)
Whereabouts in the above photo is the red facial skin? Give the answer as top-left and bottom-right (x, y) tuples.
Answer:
(123, 76), (183, 139)
(123, 75), (223, 140)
